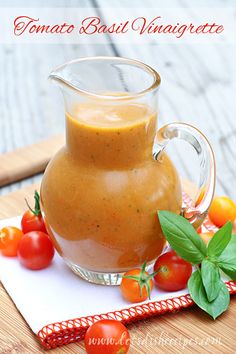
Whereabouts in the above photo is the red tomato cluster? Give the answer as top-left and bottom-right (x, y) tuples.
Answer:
(0, 191), (54, 270)
(120, 251), (192, 304)
(85, 252), (192, 354)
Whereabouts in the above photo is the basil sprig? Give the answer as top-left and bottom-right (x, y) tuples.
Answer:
(157, 211), (207, 264)
(188, 270), (230, 320)
(217, 236), (236, 280)
(158, 211), (235, 319)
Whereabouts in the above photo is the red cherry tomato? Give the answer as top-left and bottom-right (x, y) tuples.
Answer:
(84, 319), (130, 354)
(17, 231), (54, 270)
(21, 191), (47, 233)
(0, 226), (24, 257)
(154, 250), (192, 292)
(21, 210), (47, 234)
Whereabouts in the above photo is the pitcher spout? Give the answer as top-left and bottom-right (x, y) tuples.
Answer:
(49, 56), (160, 100)
(48, 66), (76, 93)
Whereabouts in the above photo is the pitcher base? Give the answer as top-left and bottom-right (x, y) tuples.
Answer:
(65, 259), (157, 286)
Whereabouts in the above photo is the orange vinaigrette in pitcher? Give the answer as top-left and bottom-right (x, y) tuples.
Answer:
(41, 57), (215, 285)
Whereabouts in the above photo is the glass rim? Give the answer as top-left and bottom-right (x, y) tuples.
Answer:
(49, 56), (161, 101)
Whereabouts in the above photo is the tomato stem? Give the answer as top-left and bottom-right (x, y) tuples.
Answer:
(122, 261), (160, 301)
(25, 190), (42, 216)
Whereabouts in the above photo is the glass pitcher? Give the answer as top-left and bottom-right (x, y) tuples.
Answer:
(40, 57), (215, 285)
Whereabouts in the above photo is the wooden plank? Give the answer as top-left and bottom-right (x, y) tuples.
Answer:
(0, 183), (39, 219)
(0, 135), (64, 188)
(0, 180), (236, 354)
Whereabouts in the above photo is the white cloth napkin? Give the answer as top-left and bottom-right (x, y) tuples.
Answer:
(0, 216), (189, 334)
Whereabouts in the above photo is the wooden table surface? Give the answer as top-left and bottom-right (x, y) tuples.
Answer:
(0, 1), (236, 353)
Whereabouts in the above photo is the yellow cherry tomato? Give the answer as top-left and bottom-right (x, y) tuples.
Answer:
(121, 268), (153, 303)
(208, 196), (236, 227)
(0, 226), (23, 257)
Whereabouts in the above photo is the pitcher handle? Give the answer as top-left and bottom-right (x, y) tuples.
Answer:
(153, 122), (216, 228)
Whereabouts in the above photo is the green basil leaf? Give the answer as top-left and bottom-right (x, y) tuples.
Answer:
(201, 259), (221, 301)
(217, 235), (236, 280)
(207, 222), (232, 258)
(188, 270), (230, 319)
(217, 234), (236, 263)
(219, 265), (236, 281)
(158, 211), (207, 264)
